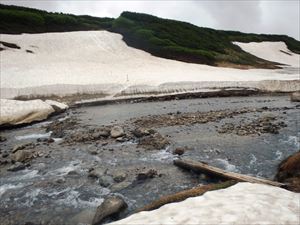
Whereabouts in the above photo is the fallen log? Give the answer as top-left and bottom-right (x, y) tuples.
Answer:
(136, 180), (237, 212)
(174, 159), (285, 187)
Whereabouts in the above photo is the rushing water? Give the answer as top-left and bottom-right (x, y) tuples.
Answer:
(0, 95), (299, 225)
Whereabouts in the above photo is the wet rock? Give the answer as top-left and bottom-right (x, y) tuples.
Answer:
(110, 126), (125, 138)
(173, 147), (185, 155)
(138, 132), (169, 150)
(67, 170), (80, 176)
(93, 129), (110, 139)
(12, 142), (34, 153)
(92, 196), (127, 225)
(7, 162), (26, 171)
(11, 150), (34, 162)
(55, 178), (66, 184)
(111, 171), (127, 183)
(116, 137), (125, 142)
(276, 151), (300, 192)
(99, 175), (114, 187)
(137, 169), (158, 180)
(2, 152), (9, 158)
(88, 167), (107, 179)
(132, 127), (151, 138)
(290, 92), (300, 102)
(111, 181), (132, 192)
(0, 135), (6, 142)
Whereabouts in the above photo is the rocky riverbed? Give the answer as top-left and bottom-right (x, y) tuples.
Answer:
(0, 95), (299, 225)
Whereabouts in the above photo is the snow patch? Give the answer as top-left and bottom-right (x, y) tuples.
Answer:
(109, 183), (300, 225)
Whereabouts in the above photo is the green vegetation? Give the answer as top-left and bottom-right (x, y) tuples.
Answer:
(0, 4), (113, 33)
(110, 12), (300, 67)
(1, 4), (299, 68)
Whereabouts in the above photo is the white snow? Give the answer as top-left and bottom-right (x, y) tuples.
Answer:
(0, 99), (54, 126)
(109, 182), (300, 225)
(234, 41), (300, 67)
(0, 99), (67, 126)
(0, 31), (299, 99)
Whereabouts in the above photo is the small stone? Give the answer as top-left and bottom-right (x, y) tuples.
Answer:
(88, 167), (107, 179)
(173, 147), (185, 155)
(0, 135), (6, 142)
(99, 175), (114, 187)
(136, 169), (158, 180)
(112, 172), (127, 183)
(111, 181), (132, 192)
(110, 126), (125, 138)
(290, 92), (300, 102)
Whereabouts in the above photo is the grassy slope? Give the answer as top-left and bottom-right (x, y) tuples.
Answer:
(0, 4), (113, 33)
(1, 5), (299, 68)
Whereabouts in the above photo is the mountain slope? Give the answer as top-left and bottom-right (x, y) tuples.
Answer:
(1, 4), (299, 68)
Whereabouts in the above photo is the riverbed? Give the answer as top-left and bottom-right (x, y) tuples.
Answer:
(0, 95), (299, 225)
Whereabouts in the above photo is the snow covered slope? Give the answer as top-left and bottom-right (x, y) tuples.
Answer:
(109, 183), (300, 225)
(234, 41), (300, 67)
(0, 31), (299, 99)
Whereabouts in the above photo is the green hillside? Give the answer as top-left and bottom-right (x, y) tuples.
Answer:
(1, 4), (299, 68)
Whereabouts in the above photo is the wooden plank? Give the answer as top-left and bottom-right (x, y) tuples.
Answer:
(174, 159), (285, 187)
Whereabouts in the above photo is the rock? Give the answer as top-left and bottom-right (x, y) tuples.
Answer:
(290, 92), (300, 102)
(11, 150), (33, 162)
(67, 170), (80, 176)
(12, 142), (34, 153)
(137, 169), (158, 180)
(111, 181), (132, 192)
(111, 171), (127, 183)
(93, 129), (110, 139)
(99, 175), (114, 187)
(110, 126), (125, 138)
(7, 162), (26, 171)
(138, 132), (169, 150)
(173, 147), (185, 155)
(88, 167), (107, 179)
(92, 196), (127, 225)
(132, 128), (151, 138)
(276, 151), (300, 192)
(0, 135), (6, 142)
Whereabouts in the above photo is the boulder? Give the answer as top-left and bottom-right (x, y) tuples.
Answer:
(290, 92), (300, 102)
(110, 126), (125, 138)
(11, 150), (34, 162)
(12, 142), (34, 153)
(276, 151), (300, 192)
(92, 196), (127, 225)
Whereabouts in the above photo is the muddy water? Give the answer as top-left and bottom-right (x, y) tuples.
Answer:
(0, 95), (299, 225)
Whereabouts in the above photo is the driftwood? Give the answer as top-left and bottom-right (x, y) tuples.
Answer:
(174, 159), (285, 187)
(136, 180), (237, 212)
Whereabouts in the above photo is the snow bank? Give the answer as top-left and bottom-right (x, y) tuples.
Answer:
(109, 183), (299, 225)
(0, 31), (299, 99)
(0, 99), (67, 126)
(234, 41), (300, 67)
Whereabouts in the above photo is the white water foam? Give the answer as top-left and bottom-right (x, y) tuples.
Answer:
(15, 132), (52, 140)
(0, 183), (25, 197)
(214, 158), (238, 172)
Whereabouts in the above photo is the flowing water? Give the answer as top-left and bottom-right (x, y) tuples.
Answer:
(0, 95), (299, 225)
